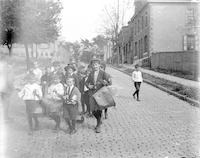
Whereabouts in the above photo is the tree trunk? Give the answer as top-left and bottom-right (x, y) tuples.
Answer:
(7, 44), (12, 56)
(30, 44), (34, 58)
(24, 43), (30, 70)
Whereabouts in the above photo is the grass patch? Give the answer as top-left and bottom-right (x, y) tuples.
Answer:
(121, 66), (200, 101)
(143, 73), (199, 101)
(145, 67), (198, 81)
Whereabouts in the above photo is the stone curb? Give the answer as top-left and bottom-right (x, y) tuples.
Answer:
(110, 65), (200, 107)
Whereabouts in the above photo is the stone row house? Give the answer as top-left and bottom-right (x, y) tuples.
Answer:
(117, 0), (200, 65)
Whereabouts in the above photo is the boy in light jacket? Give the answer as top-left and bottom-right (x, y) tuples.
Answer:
(132, 64), (143, 101)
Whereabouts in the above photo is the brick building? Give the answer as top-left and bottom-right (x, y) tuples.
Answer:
(117, 0), (199, 64)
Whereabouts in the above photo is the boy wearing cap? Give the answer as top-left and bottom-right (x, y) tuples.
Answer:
(62, 77), (81, 134)
(62, 64), (80, 90)
(86, 57), (111, 133)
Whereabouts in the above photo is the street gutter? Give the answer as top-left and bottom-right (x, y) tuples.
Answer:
(110, 65), (200, 107)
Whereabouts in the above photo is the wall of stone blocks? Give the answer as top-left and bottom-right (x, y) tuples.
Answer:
(151, 51), (199, 76)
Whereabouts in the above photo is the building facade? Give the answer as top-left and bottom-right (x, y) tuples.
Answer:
(117, 0), (199, 64)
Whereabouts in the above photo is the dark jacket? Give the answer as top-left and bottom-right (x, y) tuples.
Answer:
(41, 73), (52, 85)
(86, 70), (111, 94)
(79, 76), (89, 94)
(86, 69), (112, 111)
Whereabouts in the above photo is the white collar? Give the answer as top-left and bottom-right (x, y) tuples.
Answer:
(68, 85), (74, 89)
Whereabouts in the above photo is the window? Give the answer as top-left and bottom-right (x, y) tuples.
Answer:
(135, 22), (137, 35)
(145, 12), (148, 26)
(135, 42), (137, 56)
(138, 19), (140, 32)
(187, 8), (195, 25)
(142, 16), (144, 30)
(144, 35), (148, 52)
(139, 40), (141, 58)
(187, 35), (195, 50)
(129, 41), (131, 51)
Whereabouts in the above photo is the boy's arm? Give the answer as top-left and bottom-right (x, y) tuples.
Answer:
(85, 74), (94, 89)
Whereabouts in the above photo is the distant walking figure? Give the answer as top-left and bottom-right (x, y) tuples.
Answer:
(132, 64), (143, 101)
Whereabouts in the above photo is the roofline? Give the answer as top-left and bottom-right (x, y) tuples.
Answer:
(148, 0), (198, 3)
(130, 0), (198, 22)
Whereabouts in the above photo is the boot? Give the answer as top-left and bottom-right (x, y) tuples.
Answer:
(104, 109), (108, 119)
(95, 118), (101, 133)
(95, 125), (101, 133)
(71, 120), (77, 135)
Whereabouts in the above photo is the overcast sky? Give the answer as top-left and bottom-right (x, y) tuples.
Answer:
(60, 0), (134, 42)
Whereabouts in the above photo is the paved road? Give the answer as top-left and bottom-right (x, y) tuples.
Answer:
(2, 67), (200, 158)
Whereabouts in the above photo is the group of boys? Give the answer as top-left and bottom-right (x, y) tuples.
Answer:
(18, 56), (112, 134)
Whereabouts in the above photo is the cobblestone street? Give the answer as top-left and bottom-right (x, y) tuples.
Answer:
(3, 67), (200, 158)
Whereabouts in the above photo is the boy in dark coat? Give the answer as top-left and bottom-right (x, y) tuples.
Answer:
(86, 57), (111, 133)
(79, 68), (92, 115)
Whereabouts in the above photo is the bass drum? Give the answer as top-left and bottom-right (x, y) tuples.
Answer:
(93, 86), (116, 109)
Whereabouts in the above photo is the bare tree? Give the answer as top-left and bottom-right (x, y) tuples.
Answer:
(101, 0), (134, 64)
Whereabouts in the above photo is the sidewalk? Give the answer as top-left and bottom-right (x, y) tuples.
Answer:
(123, 64), (200, 89)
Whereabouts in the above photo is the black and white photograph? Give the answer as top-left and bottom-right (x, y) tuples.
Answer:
(0, 0), (200, 158)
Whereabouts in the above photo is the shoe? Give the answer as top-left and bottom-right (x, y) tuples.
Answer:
(137, 99), (140, 101)
(28, 130), (33, 135)
(70, 129), (77, 135)
(95, 126), (101, 133)
(133, 94), (135, 99)
(64, 128), (71, 134)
